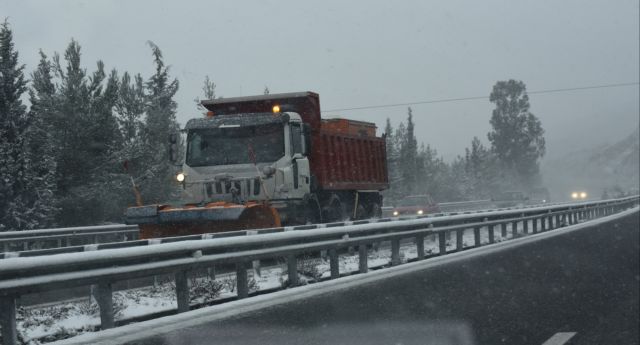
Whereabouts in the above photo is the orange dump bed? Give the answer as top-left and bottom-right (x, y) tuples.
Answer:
(310, 119), (388, 191)
(321, 118), (377, 137)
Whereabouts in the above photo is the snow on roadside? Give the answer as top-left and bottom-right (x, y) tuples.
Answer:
(10, 219), (546, 344)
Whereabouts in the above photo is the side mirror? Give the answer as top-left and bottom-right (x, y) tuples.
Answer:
(169, 144), (178, 163)
(168, 132), (179, 164)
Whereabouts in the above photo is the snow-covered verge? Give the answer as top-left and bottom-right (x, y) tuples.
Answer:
(54, 206), (639, 345)
(4, 221), (523, 344)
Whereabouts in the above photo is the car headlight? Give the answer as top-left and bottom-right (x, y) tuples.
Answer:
(393, 211), (399, 216)
(571, 192), (578, 199)
(176, 172), (185, 182)
(417, 210), (424, 215)
(580, 192), (587, 199)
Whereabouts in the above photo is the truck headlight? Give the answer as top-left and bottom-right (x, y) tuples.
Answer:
(176, 172), (185, 182)
(417, 210), (424, 215)
(393, 211), (399, 216)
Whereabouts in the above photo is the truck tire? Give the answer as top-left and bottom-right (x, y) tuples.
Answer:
(322, 196), (347, 223)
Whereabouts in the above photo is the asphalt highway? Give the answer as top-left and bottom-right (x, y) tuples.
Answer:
(125, 211), (639, 345)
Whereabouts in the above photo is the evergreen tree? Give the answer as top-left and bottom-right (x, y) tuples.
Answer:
(488, 80), (545, 189)
(49, 39), (124, 225)
(398, 107), (418, 195)
(383, 118), (399, 204)
(0, 20), (30, 230)
(392, 121), (406, 201)
(139, 41), (180, 204)
(194, 75), (216, 114)
(263, 85), (270, 95)
(25, 50), (59, 228)
(114, 72), (147, 206)
(202, 75), (216, 99)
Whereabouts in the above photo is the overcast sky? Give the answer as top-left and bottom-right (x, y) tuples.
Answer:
(2, 0), (639, 160)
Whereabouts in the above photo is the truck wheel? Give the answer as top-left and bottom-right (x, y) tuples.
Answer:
(323, 198), (346, 223)
(305, 198), (323, 224)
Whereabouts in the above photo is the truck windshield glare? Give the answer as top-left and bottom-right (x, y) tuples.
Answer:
(186, 123), (285, 166)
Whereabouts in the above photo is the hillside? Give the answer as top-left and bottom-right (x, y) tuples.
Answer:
(542, 126), (639, 200)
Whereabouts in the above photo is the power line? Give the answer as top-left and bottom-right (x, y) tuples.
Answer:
(322, 81), (640, 113)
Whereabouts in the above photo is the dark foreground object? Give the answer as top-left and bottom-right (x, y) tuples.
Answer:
(127, 212), (639, 345)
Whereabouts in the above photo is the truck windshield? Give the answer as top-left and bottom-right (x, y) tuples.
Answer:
(186, 124), (285, 166)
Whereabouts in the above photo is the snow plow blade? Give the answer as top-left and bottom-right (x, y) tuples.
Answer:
(125, 202), (281, 239)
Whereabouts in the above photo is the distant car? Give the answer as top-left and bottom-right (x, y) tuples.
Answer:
(571, 191), (588, 200)
(492, 191), (528, 208)
(392, 195), (440, 216)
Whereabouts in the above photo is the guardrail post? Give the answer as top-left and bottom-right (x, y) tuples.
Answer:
(532, 218), (538, 233)
(22, 241), (28, 251)
(358, 244), (368, 273)
(236, 262), (249, 299)
(96, 282), (114, 329)
(488, 225), (495, 243)
(416, 234), (425, 260)
(391, 239), (401, 266)
(0, 296), (17, 345)
(540, 217), (546, 232)
(175, 270), (190, 313)
(473, 227), (481, 247)
(329, 248), (340, 279)
(511, 221), (518, 237)
(287, 254), (299, 286)
(523, 218), (529, 234)
(438, 232), (447, 255)
(456, 229), (464, 251)
(501, 222), (507, 238)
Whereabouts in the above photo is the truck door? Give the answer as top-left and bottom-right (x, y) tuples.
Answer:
(290, 123), (310, 193)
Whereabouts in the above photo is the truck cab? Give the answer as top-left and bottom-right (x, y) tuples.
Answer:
(178, 110), (312, 223)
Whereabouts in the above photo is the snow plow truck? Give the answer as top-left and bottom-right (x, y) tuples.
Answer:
(125, 91), (389, 238)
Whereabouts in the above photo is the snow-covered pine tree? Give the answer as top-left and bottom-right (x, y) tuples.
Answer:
(398, 107), (418, 196)
(140, 41), (180, 204)
(114, 72), (147, 207)
(382, 118), (398, 204)
(49, 40), (124, 225)
(25, 50), (60, 229)
(0, 20), (30, 230)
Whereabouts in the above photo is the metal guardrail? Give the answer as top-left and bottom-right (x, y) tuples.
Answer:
(0, 196), (637, 344)
(437, 199), (494, 212)
(0, 224), (139, 254)
(0, 198), (611, 259)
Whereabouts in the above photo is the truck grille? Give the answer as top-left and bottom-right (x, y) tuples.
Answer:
(206, 178), (262, 199)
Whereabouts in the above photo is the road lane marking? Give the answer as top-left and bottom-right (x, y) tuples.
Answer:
(542, 332), (576, 345)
